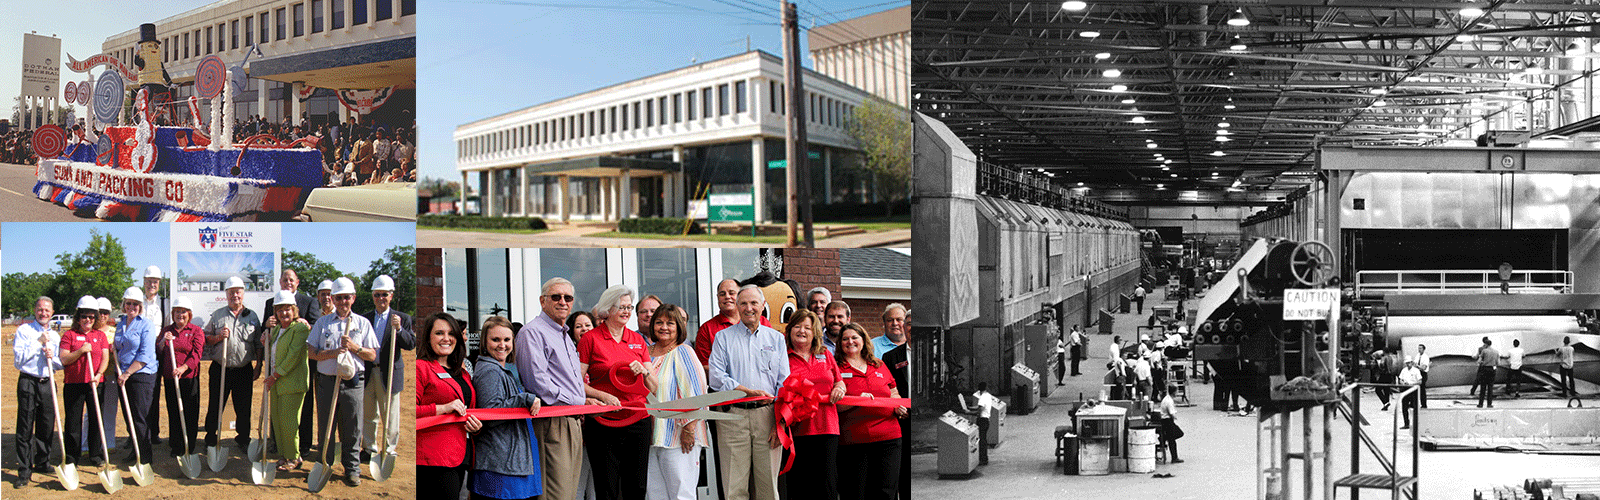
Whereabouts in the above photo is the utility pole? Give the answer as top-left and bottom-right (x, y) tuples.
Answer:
(781, 0), (814, 247)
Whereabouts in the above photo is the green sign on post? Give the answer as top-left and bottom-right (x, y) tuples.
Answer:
(708, 191), (757, 236)
(766, 152), (823, 169)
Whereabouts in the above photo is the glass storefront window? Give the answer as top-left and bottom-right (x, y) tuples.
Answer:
(720, 249), (760, 282)
(636, 249), (702, 328)
(474, 249), (510, 336)
(443, 248), (468, 326)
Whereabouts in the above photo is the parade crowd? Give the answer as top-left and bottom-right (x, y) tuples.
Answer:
(416, 277), (912, 500)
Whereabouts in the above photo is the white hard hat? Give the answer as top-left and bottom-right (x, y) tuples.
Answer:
(273, 290), (297, 307)
(76, 295), (99, 311)
(332, 277), (357, 296)
(171, 296), (194, 312)
(224, 276), (246, 290)
(144, 265), (162, 279)
(122, 286), (144, 303)
(96, 297), (112, 312)
(371, 275), (395, 292)
(317, 280), (334, 292)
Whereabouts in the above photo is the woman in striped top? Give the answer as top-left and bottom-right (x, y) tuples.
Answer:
(643, 305), (708, 500)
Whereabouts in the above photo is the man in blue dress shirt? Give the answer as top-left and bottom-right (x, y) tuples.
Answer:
(12, 297), (63, 488)
(709, 285), (790, 500)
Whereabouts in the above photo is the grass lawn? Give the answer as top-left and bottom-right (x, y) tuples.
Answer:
(587, 231), (789, 244)
(418, 225), (550, 235)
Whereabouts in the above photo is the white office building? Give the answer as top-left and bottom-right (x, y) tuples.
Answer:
(455, 50), (884, 223)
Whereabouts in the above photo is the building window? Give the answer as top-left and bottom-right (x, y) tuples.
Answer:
(540, 249), (609, 313)
(231, 20), (239, 49)
(673, 95), (682, 123)
(260, 13), (269, 45)
(736, 81), (747, 112)
(294, 3), (305, 37)
(636, 249), (703, 327)
(610, 107), (618, 133)
(333, 0), (345, 29)
(312, 0), (324, 33)
(633, 102), (641, 129)
(702, 88), (713, 119)
(194, 29), (201, 57)
(276, 8), (287, 40)
(402, 0), (416, 16)
(589, 111), (597, 136)
(685, 92), (694, 121)
(206, 27), (214, 54)
(377, 0), (393, 21)
(718, 84), (729, 116)
(183, 33), (190, 59)
(353, 0), (367, 25)
(646, 100), (654, 127)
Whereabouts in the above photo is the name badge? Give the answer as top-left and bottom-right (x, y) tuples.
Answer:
(815, 354), (826, 361)
(760, 346), (776, 353)
(895, 361), (908, 369)
(629, 344), (642, 350)
(436, 372), (451, 379)
(876, 372), (885, 378)
(841, 373), (853, 379)
(77, 335), (86, 341)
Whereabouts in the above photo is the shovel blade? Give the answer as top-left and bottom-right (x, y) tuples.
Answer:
(207, 446), (228, 472)
(99, 469), (123, 494)
(307, 463), (332, 492)
(368, 453), (396, 483)
(251, 460), (276, 485)
(247, 439), (263, 462)
(131, 464), (154, 486)
(179, 455), (203, 479)
(54, 464), (79, 491)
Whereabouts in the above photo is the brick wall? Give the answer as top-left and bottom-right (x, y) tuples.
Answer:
(781, 248), (841, 307)
(417, 248), (443, 320)
(849, 298), (906, 343)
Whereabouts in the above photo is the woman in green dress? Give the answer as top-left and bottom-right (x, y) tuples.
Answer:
(264, 291), (311, 471)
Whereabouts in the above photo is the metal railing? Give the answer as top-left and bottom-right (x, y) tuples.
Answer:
(1355, 270), (1573, 295)
(976, 161), (1130, 222)
(1337, 382), (1420, 500)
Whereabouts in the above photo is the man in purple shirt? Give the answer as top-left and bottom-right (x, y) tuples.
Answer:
(515, 277), (586, 500)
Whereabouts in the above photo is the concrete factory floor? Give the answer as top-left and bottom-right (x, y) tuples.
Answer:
(912, 288), (1600, 500)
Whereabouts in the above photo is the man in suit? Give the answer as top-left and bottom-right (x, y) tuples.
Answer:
(261, 269), (319, 325)
(360, 274), (414, 474)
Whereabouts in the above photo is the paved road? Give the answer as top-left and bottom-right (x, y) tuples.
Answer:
(0, 162), (101, 221)
(417, 227), (911, 248)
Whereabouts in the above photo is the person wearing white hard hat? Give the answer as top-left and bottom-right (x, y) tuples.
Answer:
(141, 266), (164, 447)
(361, 274), (414, 469)
(61, 296), (112, 467)
(158, 296), (204, 458)
(114, 287), (158, 466)
(316, 280), (336, 317)
(307, 277), (379, 486)
(92, 297), (120, 459)
(11, 297), (63, 489)
(204, 276), (264, 452)
(265, 290), (312, 472)
(260, 269), (318, 459)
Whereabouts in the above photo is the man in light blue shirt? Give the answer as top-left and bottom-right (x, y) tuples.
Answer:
(114, 287), (158, 466)
(709, 285), (790, 500)
(871, 303), (908, 357)
(12, 297), (62, 488)
(514, 277), (589, 500)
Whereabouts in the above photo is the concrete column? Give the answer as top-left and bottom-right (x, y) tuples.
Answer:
(602, 177), (614, 222)
(620, 168), (633, 219)
(290, 82), (304, 126)
(671, 145), (687, 217)
(823, 146), (833, 204)
(257, 79), (269, 123)
(518, 167), (528, 216)
(751, 137), (766, 224)
(461, 172), (470, 214)
(559, 175), (570, 223)
(750, 77), (765, 121)
(485, 169), (497, 217)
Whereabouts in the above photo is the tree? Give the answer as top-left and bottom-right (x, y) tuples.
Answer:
(418, 176), (458, 199)
(845, 96), (912, 216)
(47, 228), (134, 311)
(282, 250), (344, 298)
(4, 272), (56, 319)
(356, 245), (416, 316)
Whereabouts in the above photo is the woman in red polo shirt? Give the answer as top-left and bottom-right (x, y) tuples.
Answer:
(61, 296), (112, 467)
(416, 313), (481, 499)
(577, 285), (658, 500)
(836, 323), (906, 500)
(784, 309), (846, 500)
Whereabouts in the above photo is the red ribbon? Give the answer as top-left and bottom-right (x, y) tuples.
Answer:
(610, 362), (650, 396)
(417, 395), (781, 431)
(774, 377), (829, 474)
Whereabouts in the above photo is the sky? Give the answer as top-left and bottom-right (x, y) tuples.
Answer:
(2, 222), (415, 279)
(1, 0), (216, 122)
(416, 0), (907, 183)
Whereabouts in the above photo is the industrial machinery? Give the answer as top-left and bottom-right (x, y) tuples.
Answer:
(937, 411), (980, 478)
(1009, 364), (1042, 414)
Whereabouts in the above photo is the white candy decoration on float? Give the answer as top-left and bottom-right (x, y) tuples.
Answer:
(220, 67), (233, 149)
(209, 82), (222, 151)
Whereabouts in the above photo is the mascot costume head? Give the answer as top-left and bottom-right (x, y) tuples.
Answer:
(737, 271), (810, 334)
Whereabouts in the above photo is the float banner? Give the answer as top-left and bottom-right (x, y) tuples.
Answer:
(169, 222), (281, 324)
(21, 34), (61, 98)
(33, 159), (307, 221)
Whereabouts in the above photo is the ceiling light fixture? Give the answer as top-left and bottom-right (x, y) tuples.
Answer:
(1121, 98), (1136, 104)
(1216, 136), (1231, 142)
(1227, 8), (1250, 26)
(1217, 120), (1231, 128)
(1062, 1), (1087, 11)
(1162, 166), (1171, 171)
(1110, 84), (1128, 92)
(1171, 173), (1179, 178)
(1095, 52), (1111, 60)
(1224, 98), (1236, 110)
(1164, 159), (1172, 164)
(1081, 30), (1101, 38)
(1370, 88), (1388, 95)
(1457, 34), (1477, 43)
(1460, 6), (1485, 18)
(1156, 183), (1165, 189)
(1211, 150), (1227, 156)
(1229, 36), (1247, 51)
(1103, 68), (1122, 78)
(1132, 116), (1146, 123)
(1146, 143), (1158, 148)
(1373, 99), (1387, 107)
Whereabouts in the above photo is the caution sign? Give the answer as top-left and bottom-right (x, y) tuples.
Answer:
(1282, 288), (1339, 321)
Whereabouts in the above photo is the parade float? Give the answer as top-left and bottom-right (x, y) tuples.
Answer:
(31, 23), (323, 221)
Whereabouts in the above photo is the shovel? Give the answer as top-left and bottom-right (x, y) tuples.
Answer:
(250, 330), (276, 485)
(168, 337), (203, 478)
(307, 375), (342, 493)
(43, 349), (79, 490)
(117, 380), (154, 486)
(87, 378), (124, 493)
(368, 321), (398, 482)
(207, 349), (231, 472)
